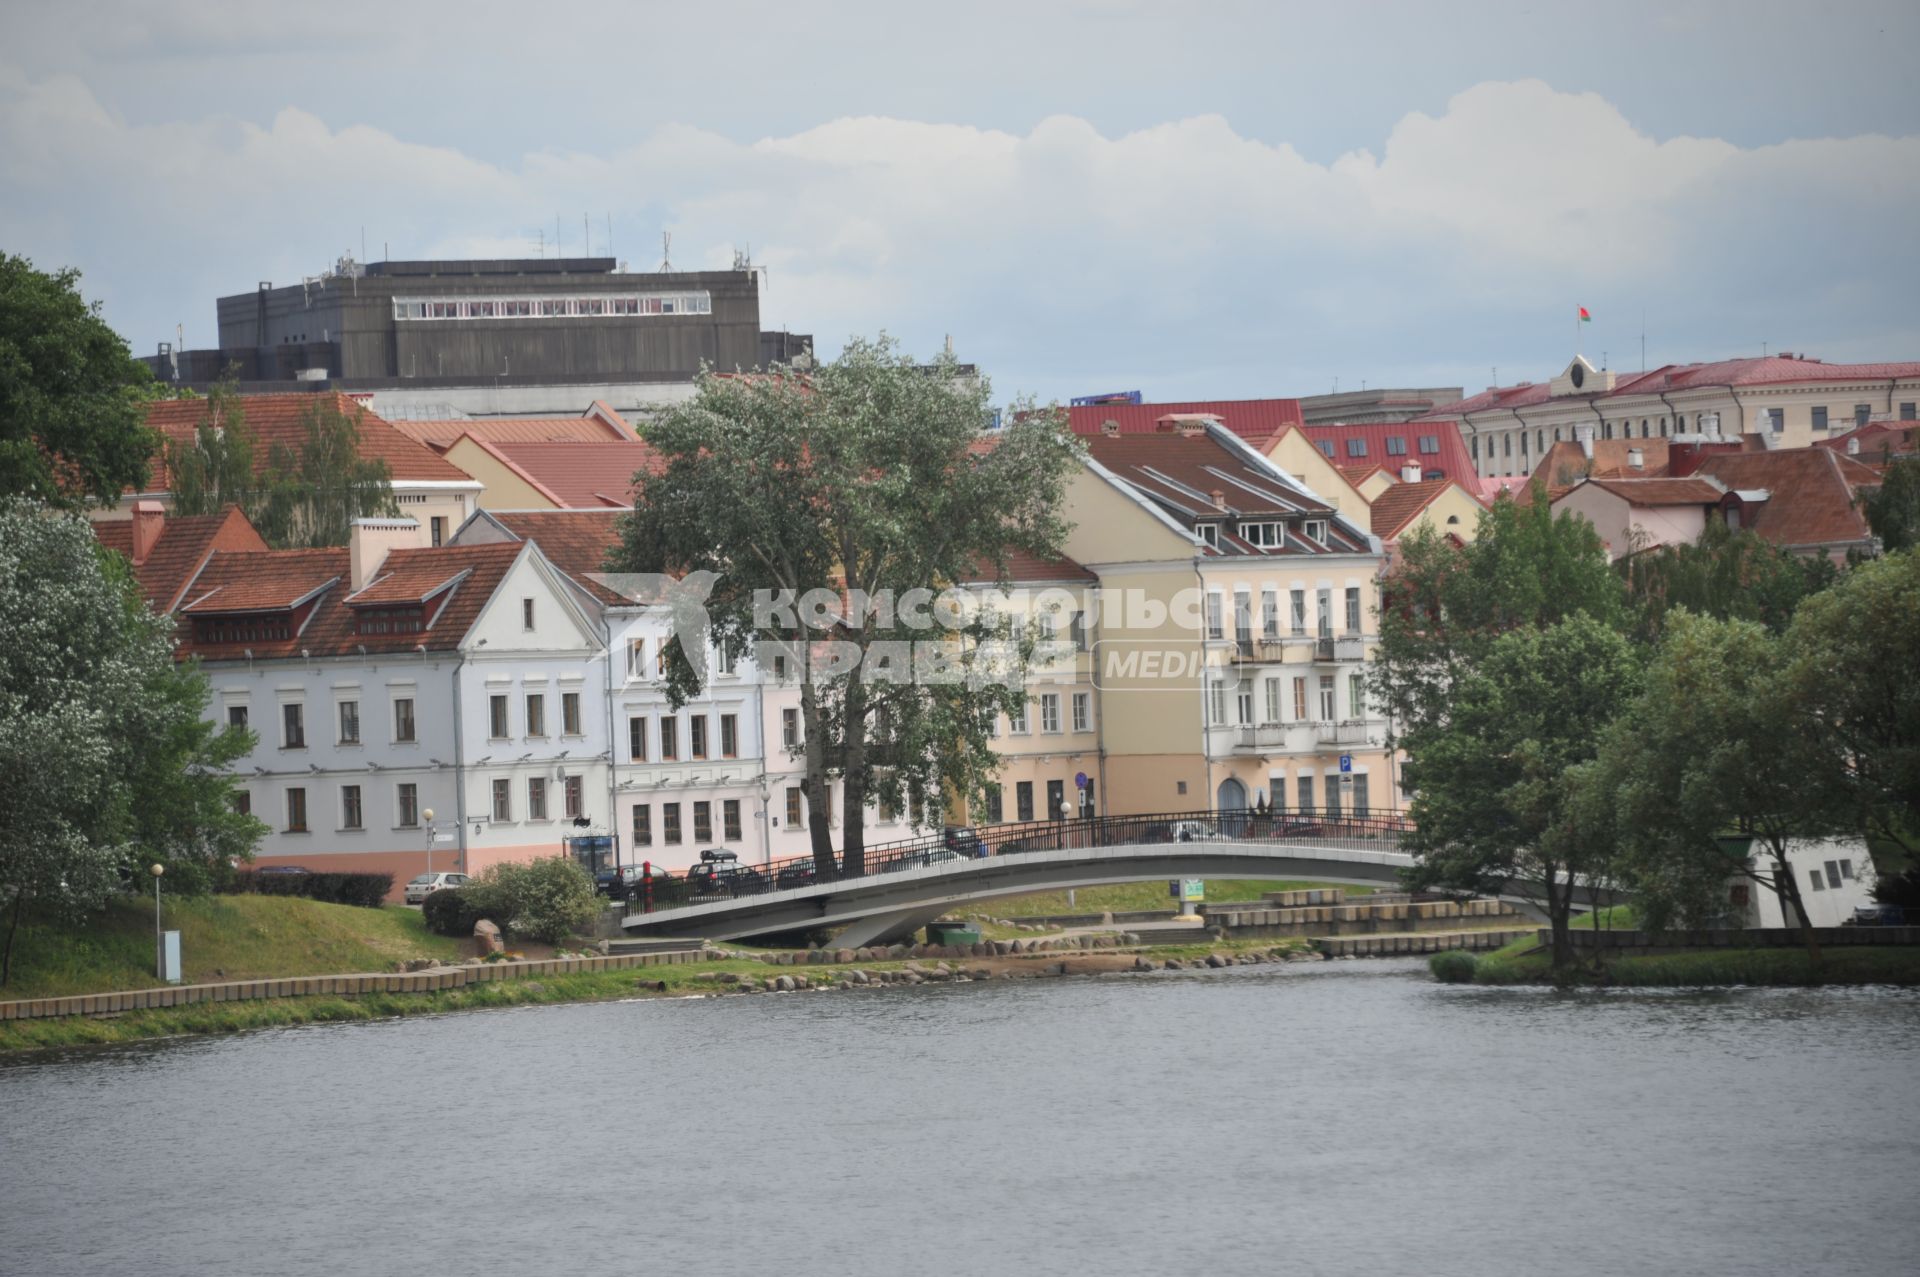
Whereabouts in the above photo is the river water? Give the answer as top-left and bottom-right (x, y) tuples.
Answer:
(3, 959), (1917, 1277)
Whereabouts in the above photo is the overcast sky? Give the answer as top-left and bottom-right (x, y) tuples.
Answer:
(4, 0), (1917, 404)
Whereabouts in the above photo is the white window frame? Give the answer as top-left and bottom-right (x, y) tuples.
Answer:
(1071, 691), (1090, 733)
(1039, 693), (1061, 734)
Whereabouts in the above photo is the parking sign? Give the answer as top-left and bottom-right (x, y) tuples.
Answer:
(1339, 754), (1353, 773)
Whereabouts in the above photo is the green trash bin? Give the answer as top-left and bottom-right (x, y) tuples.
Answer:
(926, 922), (982, 946)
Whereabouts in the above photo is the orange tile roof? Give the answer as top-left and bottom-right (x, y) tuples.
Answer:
(482, 440), (666, 508)
(393, 415), (635, 450)
(1367, 479), (1481, 541)
(93, 506), (269, 611)
(1694, 449), (1880, 551)
(1580, 477), (1727, 506)
(958, 548), (1097, 584)
(180, 548), (347, 614)
(144, 392), (473, 487)
(482, 509), (629, 604)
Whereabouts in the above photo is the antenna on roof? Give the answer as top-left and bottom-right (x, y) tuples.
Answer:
(658, 232), (673, 273)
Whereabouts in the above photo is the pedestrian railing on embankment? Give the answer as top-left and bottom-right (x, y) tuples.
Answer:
(1555, 925), (1920, 958)
(0, 948), (709, 1023)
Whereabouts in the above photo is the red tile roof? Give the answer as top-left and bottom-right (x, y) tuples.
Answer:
(479, 509), (629, 604)
(1085, 428), (1370, 557)
(1580, 477), (1727, 506)
(180, 548), (347, 614)
(93, 506), (269, 612)
(1068, 398), (1304, 441)
(1300, 422), (1478, 487)
(1367, 479), (1482, 541)
(394, 415), (635, 451)
(1424, 356), (1920, 421)
(144, 393), (473, 487)
(1693, 449), (1880, 551)
(1816, 421), (1919, 460)
(480, 440), (666, 508)
(959, 549), (1097, 584)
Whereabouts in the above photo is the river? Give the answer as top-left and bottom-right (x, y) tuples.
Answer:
(3, 959), (1917, 1276)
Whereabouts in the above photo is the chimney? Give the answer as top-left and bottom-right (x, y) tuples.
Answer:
(1155, 413), (1217, 437)
(1627, 447), (1644, 470)
(1210, 489), (1227, 510)
(1399, 464), (1420, 484)
(1100, 419), (1121, 437)
(130, 500), (165, 566)
(349, 517), (430, 592)
(1574, 422), (1595, 460)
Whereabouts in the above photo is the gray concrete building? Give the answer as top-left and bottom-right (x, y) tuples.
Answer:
(1297, 386), (1462, 425)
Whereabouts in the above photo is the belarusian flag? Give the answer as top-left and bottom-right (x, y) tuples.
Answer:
(1578, 307), (1592, 323)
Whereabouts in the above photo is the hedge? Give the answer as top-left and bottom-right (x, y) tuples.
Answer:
(422, 887), (493, 937)
(224, 871), (394, 909)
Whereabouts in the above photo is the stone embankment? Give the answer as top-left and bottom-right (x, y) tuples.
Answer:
(688, 944), (1323, 994)
(1316, 928), (1533, 958)
(1208, 888), (1528, 940)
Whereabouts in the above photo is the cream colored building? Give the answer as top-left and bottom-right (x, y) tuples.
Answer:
(1428, 354), (1920, 481)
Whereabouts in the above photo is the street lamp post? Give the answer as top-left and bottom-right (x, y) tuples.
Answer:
(149, 863), (165, 979)
(423, 808), (436, 877)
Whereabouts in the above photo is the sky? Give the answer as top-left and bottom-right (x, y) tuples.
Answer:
(4, 0), (1918, 405)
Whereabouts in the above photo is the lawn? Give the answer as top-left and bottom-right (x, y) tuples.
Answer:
(1, 893), (465, 1001)
(984, 879), (1378, 918)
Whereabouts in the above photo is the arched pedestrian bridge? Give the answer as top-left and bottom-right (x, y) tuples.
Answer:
(622, 810), (1428, 946)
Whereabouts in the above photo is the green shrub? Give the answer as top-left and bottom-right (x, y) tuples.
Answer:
(1429, 950), (1479, 983)
(422, 887), (486, 937)
(466, 856), (599, 944)
(225, 871), (393, 908)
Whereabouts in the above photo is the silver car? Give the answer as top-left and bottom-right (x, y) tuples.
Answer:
(404, 871), (470, 904)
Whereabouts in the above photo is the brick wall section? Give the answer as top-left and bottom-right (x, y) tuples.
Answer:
(1552, 926), (1920, 958)
(0, 948), (709, 1022)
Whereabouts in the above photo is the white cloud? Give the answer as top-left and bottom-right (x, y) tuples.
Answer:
(1, 71), (1914, 397)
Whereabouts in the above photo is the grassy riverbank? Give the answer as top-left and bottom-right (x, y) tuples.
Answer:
(2, 895), (464, 1000)
(1449, 924), (1920, 987)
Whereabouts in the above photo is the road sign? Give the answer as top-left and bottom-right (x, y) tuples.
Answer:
(1339, 754), (1353, 773)
(432, 833), (454, 843)
(1074, 771), (1089, 788)
(1180, 878), (1205, 902)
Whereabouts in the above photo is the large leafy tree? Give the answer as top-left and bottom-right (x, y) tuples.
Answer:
(0, 253), (158, 508)
(1858, 455), (1920, 555)
(0, 500), (263, 984)
(1596, 611), (1842, 961)
(611, 337), (1084, 879)
(165, 369), (256, 519)
(1400, 616), (1641, 973)
(1621, 515), (1836, 641)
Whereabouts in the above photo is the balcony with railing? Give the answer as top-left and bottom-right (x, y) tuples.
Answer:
(1316, 719), (1378, 747)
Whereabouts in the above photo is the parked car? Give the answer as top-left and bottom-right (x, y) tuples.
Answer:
(943, 825), (986, 857)
(256, 865), (311, 875)
(596, 865), (672, 901)
(774, 861), (818, 889)
(404, 871), (470, 904)
(685, 858), (766, 896)
(1843, 903), (1907, 927)
(1171, 820), (1221, 843)
(883, 847), (969, 873)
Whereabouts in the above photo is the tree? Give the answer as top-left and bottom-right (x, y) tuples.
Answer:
(1399, 615), (1642, 974)
(0, 500), (263, 983)
(1598, 611), (1839, 962)
(611, 337), (1084, 879)
(1621, 515), (1836, 641)
(0, 253), (158, 508)
(1859, 455), (1920, 555)
(1782, 550), (1920, 862)
(165, 369), (257, 520)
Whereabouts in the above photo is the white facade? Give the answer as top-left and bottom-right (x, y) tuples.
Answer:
(1740, 838), (1878, 928)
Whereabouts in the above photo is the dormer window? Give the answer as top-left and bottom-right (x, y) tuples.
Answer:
(1240, 521), (1284, 547)
(191, 612), (292, 644)
(1346, 440), (1368, 458)
(1304, 520), (1328, 545)
(356, 606), (424, 635)
(1197, 523), (1220, 548)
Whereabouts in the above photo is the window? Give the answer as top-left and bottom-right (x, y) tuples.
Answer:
(1418, 435), (1439, 455)
(773, 651), (790, 680)
(286, 787), (307, 832)
(1318, 675), (1336, 722)
(1072, 691), (1091, 733)
(489, 695), (508, 739)
(1854, 404), (1871, 428)
(631, 804), (652, 846)
(689, 715), (708, 759)
(985, 784), (1003, 823)
(1040, 693), (1061, 733)
(1768, 407), (1785, 434)
(1503, 434), (1513, 456)
(1304, 521), (1327, 545)
(1349, 673), (1366, 720)
(528, 777), (548, 821)
(525, 693), (546, 738)
(1839, 858), (1854, 881)
(1326, 774), (1341, 819)
(1236, 685), (1253, 725)
(565, 776), (583, 819)
(1240, 521), (1284, 547)
(1346, 439), (1367, 458)
(1233, 590), (1252, 645)
(1352, 773), (1370, 819)
(1293, 676), (1308, 721)
(492, 779), (512, 821)
(1317, 440), (1335, 458)
(1317, 587), (1332, 638)
(341, 785), (362, 830)
(1808, 868), (1824, 892)
(394, 697), (416, 743)
(1047, 779), (1066, 821)
(1261, 588), (1279, 639)
(714, 645), (736, 676)
(1345, 587), (1362, 634)
(663, 803), (682, 844)
(657, 645), (671, 678)
(720, 713), (738, 757)
(1385, 436), (1407, 456)
(661, 716), (678, 760)
(1016, 781), (1035, 822)
(1205, 592), (1223, 640)
(1290, 589), (1306, 636)
(227, 704), (249, 730)
(522, 598), (535, 630)
(1297, 774), (1314, 812)
(1824, 860), (1843, 890)
(1812, 406), (1828, 431)
(337, 700), (359, 744)
(723, 799), (742, 841)
(1901, 402), (1916, 421)
(627, 638), (647, 679)
(693, 801), (713, 842)
(1470, 435), (1479, 460)
(628, 716), (648, 761)
(1197, 523), (1219, 549)
(1209, 681), (1227, 725)
(782, 707), (800, 748)
(230, 789), (250, 816)
(1009, 701), (1029, 734)
(397, 783), (418, 828)
(1264, 677), (1282, 722)
(430, 516), (446, 546)
(282, 702), (306, 749)
(561, 692), (581, 735)
(785, 787), (803, 827)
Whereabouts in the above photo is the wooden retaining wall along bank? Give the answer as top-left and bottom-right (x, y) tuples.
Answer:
(1210, 890), (1528, 940)
(1554, 925), (1920, 958)
(0, 949), (709, 1022)
(1315, 928), (1533, 958)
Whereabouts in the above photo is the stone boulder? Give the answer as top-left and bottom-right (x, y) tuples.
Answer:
(473, 919), (504, 955)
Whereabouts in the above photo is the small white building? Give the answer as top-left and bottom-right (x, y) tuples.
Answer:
(1736, 837), (1879, 928)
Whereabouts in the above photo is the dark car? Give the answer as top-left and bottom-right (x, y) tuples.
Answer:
(774, 861), (818, 889)
(256, 865), (311, 875)
(943, 825), (986, 857)
(1843, 903), (1906, 927)
(597, 865), (673, 902)
(685, 856), (766, 896)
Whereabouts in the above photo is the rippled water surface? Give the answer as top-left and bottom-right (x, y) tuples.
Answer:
(4, 960), (1917, 1276)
